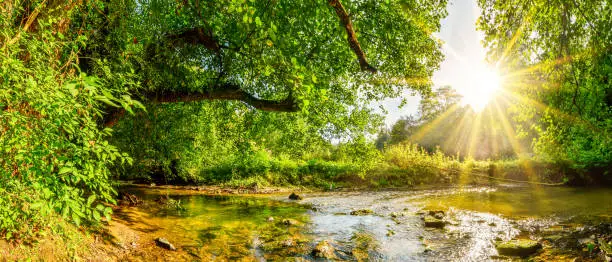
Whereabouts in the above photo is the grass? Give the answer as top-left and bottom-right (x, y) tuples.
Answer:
(200, 142), (568, 190)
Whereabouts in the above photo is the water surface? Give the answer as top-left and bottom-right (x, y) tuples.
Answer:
(116, 185), (612, 261)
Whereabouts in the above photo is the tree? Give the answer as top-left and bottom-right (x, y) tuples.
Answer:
(88, 0), (448, 134)
(418, 85), (462, 121)
(478, 0), (611, 182)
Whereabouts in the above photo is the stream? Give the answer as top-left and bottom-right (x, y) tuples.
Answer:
(114, 184), (612, 261)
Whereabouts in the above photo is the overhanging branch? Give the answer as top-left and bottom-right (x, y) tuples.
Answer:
(167, 27), (221, 51)
(328, 0), (377, 73)
(147, 83), (296, 112)
(103, 83), (297, 127)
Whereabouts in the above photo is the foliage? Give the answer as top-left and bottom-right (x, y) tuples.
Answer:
(478, 0), (612, 183)
(0, 0), (132, 239)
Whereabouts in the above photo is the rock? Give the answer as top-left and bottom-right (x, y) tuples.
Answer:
(267, 216), (274, 222)
(281, 238), (295, 247)
(495, 239), (542, 257)
(288, 192), (303, 200)
(423, 216), (446, 229)
(350, 209), (374, 216)
(155, 237), (177, 251)
(427, 210), (445, 219)
(390, 212), (404, 218)
(312, 240), (336, 259)
(281, 218), (299, 226)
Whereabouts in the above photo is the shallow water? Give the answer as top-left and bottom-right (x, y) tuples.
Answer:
(118, 185), (612, 261)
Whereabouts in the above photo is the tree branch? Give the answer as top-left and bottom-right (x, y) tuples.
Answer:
(147, 83), (296, 111)
(166, 27), (221, 51)
(103, 83), (296, 127)
(328, 0), (377, 73)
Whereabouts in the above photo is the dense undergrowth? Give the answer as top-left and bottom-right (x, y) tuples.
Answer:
(117, 137), (579, 190)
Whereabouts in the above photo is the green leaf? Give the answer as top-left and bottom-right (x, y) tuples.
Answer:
(93, 211), (101, 221)
(58, 167), (73, 174)
(87, 195), (97, 206)
(72, 212), (81, 227)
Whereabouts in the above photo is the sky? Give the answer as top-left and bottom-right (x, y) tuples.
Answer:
(378, 0), (488, 127)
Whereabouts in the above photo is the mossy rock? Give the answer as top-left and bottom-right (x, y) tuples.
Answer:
(495, 239), (542, 257)
(423, 216), (445, 229)
(350, 209), (374, 216)
(280, 218), (300, 226)
(312, 240), (336, 259)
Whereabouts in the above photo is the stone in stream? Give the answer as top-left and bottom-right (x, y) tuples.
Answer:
(350, 209), (374, 216)
(427, 210), (445, 219)
(281, 218), (300, 226)
(312, 240), (336, 259)
(155, 237), (177, 251)
(423, 216), (446, 229)
(288, 192), (303, 200)
(495, 239), (542, 257)
(390, 212), (405, 218)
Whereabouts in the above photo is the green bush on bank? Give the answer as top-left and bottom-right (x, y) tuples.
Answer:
(0, 1), (129, 240)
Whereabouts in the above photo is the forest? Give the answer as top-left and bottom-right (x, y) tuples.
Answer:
(0, 0), (610, 260)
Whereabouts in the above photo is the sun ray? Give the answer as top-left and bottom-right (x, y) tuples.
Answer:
(497, 6), (536, 64)
(499, 88), (599, 132)
(466, 111), (484, 158)
(409, 103), (461, 142)
(442, 109), (471, 155)
(504, 54), (574, 80)
(483, 104), (500, 158)
(490, 101), (546, 187)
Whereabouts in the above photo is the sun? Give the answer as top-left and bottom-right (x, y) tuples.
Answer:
(461, 66), (502, 112)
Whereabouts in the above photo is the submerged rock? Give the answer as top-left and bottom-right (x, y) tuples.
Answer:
(495, 239), (542, 257)
(312, 240), (336, 259)
(350, 209), (374, 216)
(155, 237), (177, 251)
(288, 192), (303, 200)
(423, 216), (446, 229)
